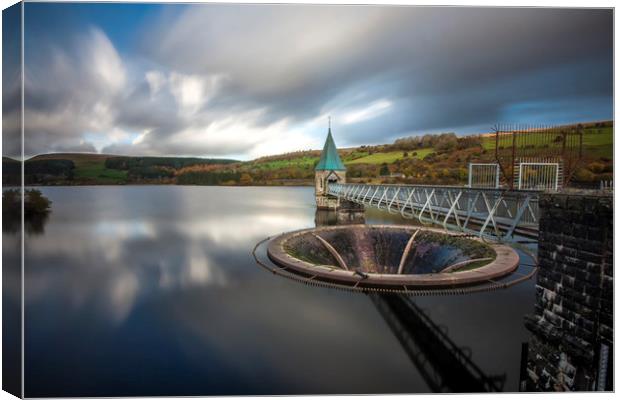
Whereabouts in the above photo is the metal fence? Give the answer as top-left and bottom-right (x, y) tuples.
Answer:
(468, 163), (500, 188)
(600, 180), (613, 191)
(493, 123), (583, 189)
(517, 162), (560, 191)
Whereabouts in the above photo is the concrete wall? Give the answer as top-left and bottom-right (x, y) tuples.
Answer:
(524, 192), (613, 391)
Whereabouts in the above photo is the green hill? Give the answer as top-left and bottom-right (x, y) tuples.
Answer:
(7, 120), (612, 187)
(18, 153), (239, 185)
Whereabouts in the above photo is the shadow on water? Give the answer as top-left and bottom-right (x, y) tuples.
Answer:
(370, 293), (506, 392)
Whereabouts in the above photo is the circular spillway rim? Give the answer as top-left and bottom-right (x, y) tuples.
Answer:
(267, 225), (520, 289)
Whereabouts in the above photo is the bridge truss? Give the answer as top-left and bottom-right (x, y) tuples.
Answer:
(327, 183), (540, 241)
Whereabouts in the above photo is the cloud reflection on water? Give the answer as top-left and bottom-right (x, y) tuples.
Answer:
(25, 222), (232, 323)
(22, 187), (314, 325)
(21, 186), (535, 396)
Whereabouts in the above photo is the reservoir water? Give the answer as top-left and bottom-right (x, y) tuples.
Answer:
(7, 186), (537, 396)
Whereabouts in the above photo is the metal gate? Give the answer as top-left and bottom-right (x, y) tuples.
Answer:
(517, 162), (560, 191)
(468, 163), (500, 188)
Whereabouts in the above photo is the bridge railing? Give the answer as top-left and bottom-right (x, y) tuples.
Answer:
(327, 183), (540, 241)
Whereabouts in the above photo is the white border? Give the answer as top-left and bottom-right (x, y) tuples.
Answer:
(0, 1), (616, 400)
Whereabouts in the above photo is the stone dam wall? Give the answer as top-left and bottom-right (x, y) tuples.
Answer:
(524, 191), (613, 391)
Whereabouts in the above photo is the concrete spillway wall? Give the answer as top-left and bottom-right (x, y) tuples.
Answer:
(267, 225), (519, 290)
(524, 191), (613, 391)
(284, 226), (495, 274)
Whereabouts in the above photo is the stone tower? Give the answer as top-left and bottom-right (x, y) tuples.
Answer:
(315, 123), (346, 210)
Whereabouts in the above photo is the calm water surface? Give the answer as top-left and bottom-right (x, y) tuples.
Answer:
(12, 186), (537, 396)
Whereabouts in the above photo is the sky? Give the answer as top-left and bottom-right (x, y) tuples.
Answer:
(3, 4), (614, 160)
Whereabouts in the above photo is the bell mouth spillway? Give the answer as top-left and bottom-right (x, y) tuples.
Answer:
(267, 225), (520, 290)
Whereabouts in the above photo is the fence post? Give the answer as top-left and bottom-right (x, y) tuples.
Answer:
(495, 164), (500, 188)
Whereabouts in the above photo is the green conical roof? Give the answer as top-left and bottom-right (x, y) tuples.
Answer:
(315, 128), (346, 171)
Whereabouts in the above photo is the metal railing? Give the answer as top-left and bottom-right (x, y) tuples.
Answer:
(517, 162), (560, 191)
(600, 180), (613, 191)
(468, 163), (500, 189)
(327, 183), (540, 241)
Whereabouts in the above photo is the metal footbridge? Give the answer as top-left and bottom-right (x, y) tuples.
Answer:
(327, 183), (540, 241)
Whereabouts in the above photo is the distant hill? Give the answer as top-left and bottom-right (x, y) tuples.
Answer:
(3, 153), (239, 185)
(3, 120), (613, 187)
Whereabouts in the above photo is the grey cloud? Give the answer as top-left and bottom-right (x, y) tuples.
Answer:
(53, 141), (98, 154)
(3, 21), (23, 160)
(137, 5), (612, 149)
(23, 25), (269, 158)
(21, 5), (613, 158)
(100, 138), (254, 158)
(2, 82), (21, 159)
(22, 28), (128, 156)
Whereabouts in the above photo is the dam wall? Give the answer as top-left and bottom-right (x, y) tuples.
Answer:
(524, 191), (613, 391)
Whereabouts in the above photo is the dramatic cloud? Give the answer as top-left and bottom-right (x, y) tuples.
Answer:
(15, 4), (613, 159)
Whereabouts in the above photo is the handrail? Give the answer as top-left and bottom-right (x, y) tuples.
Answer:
(326, 183), (540, 242)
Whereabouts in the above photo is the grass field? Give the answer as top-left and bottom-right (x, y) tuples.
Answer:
(248, 147), (437, 168)
(341, 150), (369, 162)
(346, 148), (434, 164)
(73, 160), (128, 183)
(582, 127), (613, 158)
(249, 156), (319, 170)
(31, 153), (129, 183)
(582, 127), (613, 146)
(481, 127), (613, 150)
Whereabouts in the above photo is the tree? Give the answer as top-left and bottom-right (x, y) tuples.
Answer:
(435, 133), (458, 152)
(240, 173), (253, 185)
(25, 189), (52, 215)
(379, 163), (390, 176)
